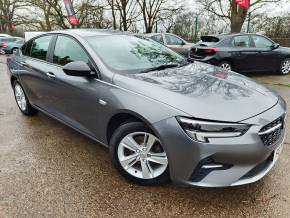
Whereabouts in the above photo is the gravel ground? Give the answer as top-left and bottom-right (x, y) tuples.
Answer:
(1, 55), (290, 218)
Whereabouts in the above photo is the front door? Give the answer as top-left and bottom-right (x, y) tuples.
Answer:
(164, 34), (188, 56)
(250, 35), (279, 72)
(230, 35), (260, 72)
(41, 35), (107, 138)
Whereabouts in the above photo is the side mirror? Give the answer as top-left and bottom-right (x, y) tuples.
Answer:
(271, 43), (280, 50)
(63, 61), (94, 77)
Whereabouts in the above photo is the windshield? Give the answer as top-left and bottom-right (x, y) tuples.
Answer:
(86, 35), (185, 74)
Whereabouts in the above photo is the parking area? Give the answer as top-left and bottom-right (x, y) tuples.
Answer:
(1, 55), (290, 217)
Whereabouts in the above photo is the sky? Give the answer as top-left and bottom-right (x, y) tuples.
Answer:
(261, 0), (290, 16)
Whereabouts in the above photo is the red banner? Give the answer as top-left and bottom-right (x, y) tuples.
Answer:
(235, 0), (250, 9)
(63, 0), (79, 26)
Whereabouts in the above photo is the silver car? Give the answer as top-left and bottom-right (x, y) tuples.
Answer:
(7, 29), (287, 187)
(145, 33), (194, 56)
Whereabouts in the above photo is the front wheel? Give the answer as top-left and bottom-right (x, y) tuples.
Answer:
(280, 58), (290, 75)
(110, 122), (170, 185)
(219, 61), (232, 71)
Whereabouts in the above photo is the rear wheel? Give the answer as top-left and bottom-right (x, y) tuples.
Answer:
(11, 48), (18, 54)
(110, 122), (170, 185)
(13, 81), (38, 115)
(280, 58), (290, 75)
(219, 61), (232, 71)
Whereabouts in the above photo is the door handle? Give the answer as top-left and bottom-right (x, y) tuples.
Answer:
(46, 72), (56, 79)
(20, 61), (28, 67)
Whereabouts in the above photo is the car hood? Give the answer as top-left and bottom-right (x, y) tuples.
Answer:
(113, 62), (279, 122)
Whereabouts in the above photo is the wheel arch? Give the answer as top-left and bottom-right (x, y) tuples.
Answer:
(10, 75), (17, 87)
(106, 110), (157, 145)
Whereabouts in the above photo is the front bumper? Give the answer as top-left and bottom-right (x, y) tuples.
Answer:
(153, 99), (287, 187)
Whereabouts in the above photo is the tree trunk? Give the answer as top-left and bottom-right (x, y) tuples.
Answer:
(230, 0), (248, 33)
(230, 16), (246, 32)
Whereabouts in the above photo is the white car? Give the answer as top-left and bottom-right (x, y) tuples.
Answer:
(0, 34), (11, 37)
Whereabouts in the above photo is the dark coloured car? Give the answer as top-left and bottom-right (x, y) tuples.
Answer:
(7, 29), (286, 187)
(145, 33), (193, 56)
(189, 33), (290, 75)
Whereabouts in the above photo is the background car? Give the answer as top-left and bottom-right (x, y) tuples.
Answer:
(145, 33), (193, 56)
(0, 37), (24, 54)
(189, 33), (290, 75)
(0, 33), (11, 37)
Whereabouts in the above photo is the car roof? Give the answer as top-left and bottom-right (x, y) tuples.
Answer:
(209, 33), (261, 39)
(50, 29), (133, 37)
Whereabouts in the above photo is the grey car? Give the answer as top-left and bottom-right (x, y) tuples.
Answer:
(7, 29), (287, 187)
(145, 33), (194, 56)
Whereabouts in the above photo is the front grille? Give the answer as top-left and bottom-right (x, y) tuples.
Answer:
(259, 116), (284, 147)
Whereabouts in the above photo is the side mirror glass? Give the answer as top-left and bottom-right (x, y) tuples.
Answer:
(63, 61), (94, 77)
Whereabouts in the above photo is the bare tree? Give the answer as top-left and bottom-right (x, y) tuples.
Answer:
(198, 0), (283, 33)
(0, 0), (28, 33)
(115, 0), (139, 31)
(136, 0), (182, 33)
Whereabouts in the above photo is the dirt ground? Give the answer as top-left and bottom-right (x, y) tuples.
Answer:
(1, 55), (290, 218)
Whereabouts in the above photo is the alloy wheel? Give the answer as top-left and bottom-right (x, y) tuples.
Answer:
(281, 59), (290, 75)
(219, 62), (232, 71)
(117, 132), (168, 179)
(14, 84), (27, 111)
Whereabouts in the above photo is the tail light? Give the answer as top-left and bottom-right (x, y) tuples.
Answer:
(1, 42), (8, 48)
(204, 48), (219, 54)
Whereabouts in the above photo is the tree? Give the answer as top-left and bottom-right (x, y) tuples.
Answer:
(198, 0), (283, 33)
(116, 0), (140, 31)
(136, 0), (183, 33)
(0, 0), (28, 33)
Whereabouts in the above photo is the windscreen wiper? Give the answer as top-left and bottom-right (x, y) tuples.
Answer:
(140, 64), (179, 73)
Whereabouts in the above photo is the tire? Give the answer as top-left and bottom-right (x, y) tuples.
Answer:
(11, 48), (18, 54)
(13, 81), (38, 116)
(280, 58), (290, 75)
(218, 61), (233, 71)
(109, 122), (170, 185)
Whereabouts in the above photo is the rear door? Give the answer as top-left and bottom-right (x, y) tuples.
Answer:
(17, 35), (54, 108)
(229, 35), (259, 72)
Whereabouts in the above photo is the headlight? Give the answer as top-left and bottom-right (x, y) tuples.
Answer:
(177, 117), (250, 143)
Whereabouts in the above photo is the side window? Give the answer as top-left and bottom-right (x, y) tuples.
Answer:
(165, 34), (183, 45)
(218, 38), (230, 47)
(151, 35), (164, 44)
(252, 35), (273, 48)
(30, 35), (53, 60)
(53, 36), (89, 66)
(22, 41), (32, 56)
(232, 35), (251, 48)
